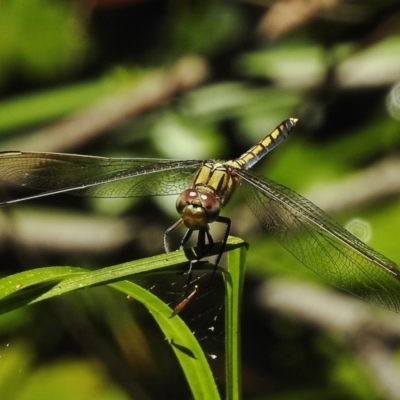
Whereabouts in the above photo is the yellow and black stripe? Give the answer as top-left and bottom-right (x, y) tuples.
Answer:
(228, 118), (298, 170)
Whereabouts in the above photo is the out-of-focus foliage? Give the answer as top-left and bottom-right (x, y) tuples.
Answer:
(0, 0), (400, 399)
(0, 341), (128, 400)
(0, 0), (89, 86)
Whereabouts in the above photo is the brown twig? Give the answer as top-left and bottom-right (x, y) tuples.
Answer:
(5, 56), (209, 152)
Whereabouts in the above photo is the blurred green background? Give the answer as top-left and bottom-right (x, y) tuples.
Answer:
(0, 0), (400, 399)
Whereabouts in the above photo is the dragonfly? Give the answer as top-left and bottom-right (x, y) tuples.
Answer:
(0, 119), (400, 312)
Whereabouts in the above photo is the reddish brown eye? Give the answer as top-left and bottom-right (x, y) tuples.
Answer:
(175, 189), (220, 227)
(176, 189), (198, 213)
(199, 193), (219, 221)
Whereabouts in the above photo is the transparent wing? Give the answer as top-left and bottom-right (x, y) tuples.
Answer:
(236, 169), (400, 312)
(0, 152), (203, 203)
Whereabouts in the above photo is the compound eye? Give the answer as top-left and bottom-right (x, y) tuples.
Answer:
(176, 189), (199, 213)
(198, 193), (219, 221)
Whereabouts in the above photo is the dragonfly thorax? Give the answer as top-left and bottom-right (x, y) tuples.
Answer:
(176, 189), (220, 230)
(192, 162), (240, 207)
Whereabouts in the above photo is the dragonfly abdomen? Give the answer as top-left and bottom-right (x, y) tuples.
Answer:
(230, 118), (298, 170)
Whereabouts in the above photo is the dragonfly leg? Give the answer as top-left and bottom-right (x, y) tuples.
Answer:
(173, 218), (230, 317)
(165, 217), (230, 313)
(183, 217), (231, 293)
(185, 217), (231, 275)
(196, 226), (208, 258)
(182, 226), (210, 275)
(200, 216), (232, 288)
(179, 228), (194, 250)
(164, 218), (184, 252)
(214, 216), (231, 267)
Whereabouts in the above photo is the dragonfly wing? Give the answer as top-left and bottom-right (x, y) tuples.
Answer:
(237, 169), (400, 312)
(0, 152), (202, 201)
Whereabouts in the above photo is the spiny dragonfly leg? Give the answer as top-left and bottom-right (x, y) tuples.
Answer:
(182, 216), (231, 298)
(166, 215), (231, 269)
(203, 216), (231, 288)
(164, 219), (198, 282)
(163, 218), (184, 252)
(164, 216), (231, 315)
(170, 217), (230, 317)
(214, 216), (231, 267)
(181, 225), (213, 276)
(179, 228), (194, 250)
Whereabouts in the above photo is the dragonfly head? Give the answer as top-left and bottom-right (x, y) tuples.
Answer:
(176, 189), (220, 230)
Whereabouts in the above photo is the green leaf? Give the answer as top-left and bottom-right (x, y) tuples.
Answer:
(0, 236), (248, 400)
(224, 240), (248, 400)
